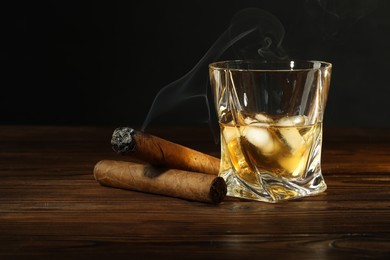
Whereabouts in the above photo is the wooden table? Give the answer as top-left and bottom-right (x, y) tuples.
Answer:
(1, 126), (390, 259)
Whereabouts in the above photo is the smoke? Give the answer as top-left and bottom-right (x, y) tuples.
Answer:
(305, 0), (378, 40)
(141, 8), (287, 137)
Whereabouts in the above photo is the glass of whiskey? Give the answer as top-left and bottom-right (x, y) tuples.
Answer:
(209, 60), (332, 202)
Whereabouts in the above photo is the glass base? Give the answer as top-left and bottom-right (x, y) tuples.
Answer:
(220, 168), (327, 202)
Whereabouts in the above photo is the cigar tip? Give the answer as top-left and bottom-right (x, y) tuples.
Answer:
(111, 127), (136, 154)
(210, 177), (227, 204)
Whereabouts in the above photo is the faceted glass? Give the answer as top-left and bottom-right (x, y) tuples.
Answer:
(209, 60), (332, 202)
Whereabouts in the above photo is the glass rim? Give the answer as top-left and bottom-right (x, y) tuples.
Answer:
(209, 59), (332, 72)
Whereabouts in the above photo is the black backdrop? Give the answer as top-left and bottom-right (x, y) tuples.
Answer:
(2, 0), (390, 128)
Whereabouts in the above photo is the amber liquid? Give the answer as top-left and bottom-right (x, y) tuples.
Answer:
(220, 116), (321, 188)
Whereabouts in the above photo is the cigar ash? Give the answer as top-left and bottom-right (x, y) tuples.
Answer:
(111, 127), (136, 153)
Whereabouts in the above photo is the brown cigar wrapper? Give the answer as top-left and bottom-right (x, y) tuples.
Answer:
(94, 160), (227, 204)
(134, 131), (220, 174)
(111, 127), (220, 175)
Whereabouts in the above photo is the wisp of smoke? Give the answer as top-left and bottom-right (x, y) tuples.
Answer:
(141, 8), (287, 140)
(305, 0), (378, 40)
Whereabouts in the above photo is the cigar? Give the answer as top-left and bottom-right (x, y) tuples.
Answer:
(94, 160), (227, 204)
(111, 127), (220, 175)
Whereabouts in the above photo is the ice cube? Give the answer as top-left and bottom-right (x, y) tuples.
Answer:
(276, 116), (306, 153)
(243, 113), (273, 126)
(277, 115), (307, 126)
(241, 125), (275, 154)
(255, 113), (274, 123)
(277, 128), (305, 153)
(222, 126), (240, 143)
(244, 116), (257, 125)
(278, 147), (308, 178)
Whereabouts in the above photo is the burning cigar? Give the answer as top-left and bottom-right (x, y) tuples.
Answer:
(111, 127), (220, 175)
(94, 160), (227, 204)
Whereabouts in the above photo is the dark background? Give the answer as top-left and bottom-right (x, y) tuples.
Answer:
(2, 0), (389, 128)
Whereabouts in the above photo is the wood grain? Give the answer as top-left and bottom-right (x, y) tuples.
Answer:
(0, 126), (390, 259)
